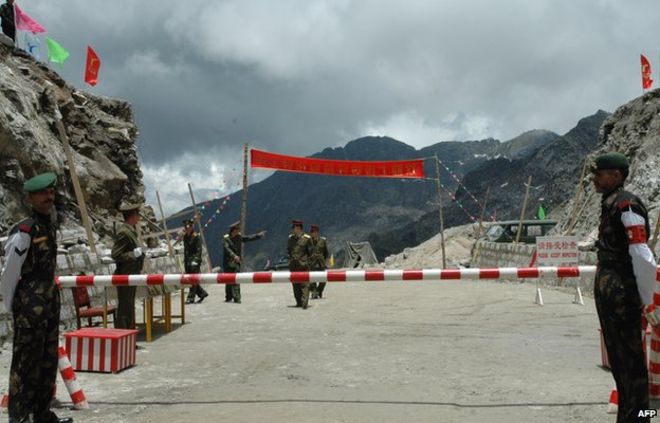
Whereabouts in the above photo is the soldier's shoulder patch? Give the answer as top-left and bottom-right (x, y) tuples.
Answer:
(17, 217), (35, 234)
(303, 234), (311, 238)
(288, 234), (295, 238)
(617, 199), (632, 210)
(321, 236), (326, 241)
(224, 234), (230, 239)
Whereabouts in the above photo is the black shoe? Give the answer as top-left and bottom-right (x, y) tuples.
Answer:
(57, 418), (74, 423)
(197, 294), (208, 304)
(225, 298), (232, 302)
(234, 299), (241, 304)
(295, 303), (302, 307)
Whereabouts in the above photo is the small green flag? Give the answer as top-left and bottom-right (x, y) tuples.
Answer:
(537, 205), (546, 220)
(46, 37), (70, 68)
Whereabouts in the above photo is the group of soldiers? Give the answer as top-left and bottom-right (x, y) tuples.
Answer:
(181, 217), (329, 309)
(1, 151), (658, 422)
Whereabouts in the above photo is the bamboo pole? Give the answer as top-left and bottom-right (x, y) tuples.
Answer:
(475, 186), (491, 241)
(55, 115), (97, 255)
(650, 212), (660, 252)
(434, 155), (447, 269)
(156, 191), (181, 272)
(564, 190), (595, 236)
(187, 183), (213, 271)
(156, 190), (183, 327)
(239, 143), (249, 270)
(564, 160), (589, 235)
(515, 176), (533, 244)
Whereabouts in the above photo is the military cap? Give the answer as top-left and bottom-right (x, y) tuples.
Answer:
(291, 219), (303, 228)
(310, 224), (320, 232)
(119, 202), (142, 212)
(23, 172), (56, 192)
(183, 219), (194, 227)
(590, 152), (629, 173)
(229, 221), (241, 230)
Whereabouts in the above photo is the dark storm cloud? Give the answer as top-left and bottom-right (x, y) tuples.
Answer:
(22, 0), (660, 213)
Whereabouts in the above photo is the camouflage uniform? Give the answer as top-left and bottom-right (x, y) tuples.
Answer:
(595, 186), (650, 423)
(222, 231), (264, 302)
(6, 212), (60, 423)
(287, 232), (313, 308)
(184, 231), (208, 303)
(0, 2), (15, 41)
(111, 222), (145, 329)
(309, 236), (329, 299)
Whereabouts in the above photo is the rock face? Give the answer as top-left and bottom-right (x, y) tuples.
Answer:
(0, 44), (145, 242)
(553, 90), (660, 248)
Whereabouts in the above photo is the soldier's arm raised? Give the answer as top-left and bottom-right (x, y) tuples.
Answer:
(0, 226), (31, 312)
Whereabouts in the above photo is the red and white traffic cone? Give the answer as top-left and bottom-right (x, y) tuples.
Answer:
(57, 346), (89, 410)
(0, 392), (8, 409)
(607, 389), (618, 414)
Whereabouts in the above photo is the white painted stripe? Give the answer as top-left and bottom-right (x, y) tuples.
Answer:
(70, 337), (79, 370)
(422, 269), (442, 280)
(128, 275), (148, 286)
(235, 272), (255, 284)
(92, 338), (101, 371)
(345, 271), (366, 282)
(81, 338), (90, 371)
(309, 271), (328, 283)
(384, 270), (404, 281)
(272, 271), (292, 283)
(104, 338), (112, 372)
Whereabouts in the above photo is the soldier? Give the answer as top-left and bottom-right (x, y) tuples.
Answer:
(591, 153), (658, 423)
(0, 172), (73, 423)
(223, 221), (266, 303)
(111, 203), (145, 330)
(309, 224), (329, 299)
(287, 220), (313, 309)
(183, 219), (208, 304)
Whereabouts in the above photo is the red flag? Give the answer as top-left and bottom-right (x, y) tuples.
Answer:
(641, 54), (653, 90)
(250, 148), (425, 179)
(84, 46), (101, 86)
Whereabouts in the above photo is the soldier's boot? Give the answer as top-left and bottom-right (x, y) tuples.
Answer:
(197, 287), (209, 303)
(301, 283), (310, 309)
(232, 285), (241, 303)
(225, 285), (233, 302)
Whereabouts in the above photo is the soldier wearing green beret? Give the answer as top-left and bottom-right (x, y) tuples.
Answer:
(0, 172), (73, 423)
(309, 224), (329, 299)
(111, 203), (145, 329)
(287, 220), (313, 309)
(590, 152), (658, 422)
(183, 219), (208, 304)
(222, 221), (266, 303)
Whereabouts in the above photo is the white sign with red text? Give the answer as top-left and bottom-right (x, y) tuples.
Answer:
(535, 236), (579, 266)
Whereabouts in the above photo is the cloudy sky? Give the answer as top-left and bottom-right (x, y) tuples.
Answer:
(22, 0), (660, 214)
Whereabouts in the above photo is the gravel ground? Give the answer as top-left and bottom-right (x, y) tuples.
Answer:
(0, 281), (620, 422)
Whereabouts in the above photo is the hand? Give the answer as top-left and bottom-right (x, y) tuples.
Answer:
(133, 247), (143, 258)
(645, 305), (660, 327)
(258, 230), (267, 237)
(190, 261), (198, 267)
(233, 256), (241, 263)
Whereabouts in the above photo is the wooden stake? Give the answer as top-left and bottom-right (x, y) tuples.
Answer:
(187, 183), (213, 271)
(239, 143), (249, 270)
(650, 212), (660, 252)
(434, 155), (447, 269)
(156, 191), (182, 272)
(156, 190), (184, 325)
(55, 117), (97, 255)
(564, 160), (588, 235)
(515, 176), (533, 244)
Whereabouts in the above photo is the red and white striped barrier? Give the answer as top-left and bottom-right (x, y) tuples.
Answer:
(57, 346), (89, 410)
(55, 265), (660, 288)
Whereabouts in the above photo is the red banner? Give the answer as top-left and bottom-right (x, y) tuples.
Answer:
(250, 148), (425, 179)
(641, 54), (653, 90)
(85, 46), (101, 87)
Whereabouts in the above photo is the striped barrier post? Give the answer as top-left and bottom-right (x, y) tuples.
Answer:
(58, 346), (89, 410)
(57, 265), (617, 287)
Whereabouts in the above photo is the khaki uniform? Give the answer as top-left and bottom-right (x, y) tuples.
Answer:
(595, 187), (650, 422)
(184, 231), (207, 302)
(111, 222), (145, 329)
(5, 212), (60, 422)
(287, 232), (313, 307)
(310, 236), (329, 298)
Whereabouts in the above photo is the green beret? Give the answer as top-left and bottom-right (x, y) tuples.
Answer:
(590, 152), (629, 173)
(23, 172), (57, 193)
(119, 202), (142, 212)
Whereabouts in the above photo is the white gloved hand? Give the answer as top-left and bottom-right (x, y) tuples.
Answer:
(645, 305), (660, 327)
(190, 261), (198, 267)
(133, 247), (143, 258)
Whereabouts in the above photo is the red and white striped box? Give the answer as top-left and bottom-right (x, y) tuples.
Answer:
(64, 328), (138, 373)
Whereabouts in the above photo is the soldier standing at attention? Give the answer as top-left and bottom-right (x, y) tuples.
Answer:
(309, 224), (329, 299)
(111, 203), (145, 329)
(183, 219), (208, 304)
(223, 221), (266, 303)
(287, 220), (313, 309)
(591, 153), (658, 423)
(0, 172), (73, 423)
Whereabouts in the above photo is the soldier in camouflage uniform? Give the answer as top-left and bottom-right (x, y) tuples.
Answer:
(111, 203), (145, 330)
(287, 220), (313, 309)
(223, 221), (266, 303)
(183, 219), (208, 304)
(0, 172), (73, 423)
(309, 224), (329, 299)
(591, 153), (658, 423)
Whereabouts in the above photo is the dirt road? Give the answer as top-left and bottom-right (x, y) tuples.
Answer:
(1, 281), (616, 422)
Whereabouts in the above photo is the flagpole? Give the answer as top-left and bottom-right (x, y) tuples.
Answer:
(515, 176), (533, 244)
(239, 143), (249, 271)
(187, 183), (213, 271)
(433, 155), (447, 269)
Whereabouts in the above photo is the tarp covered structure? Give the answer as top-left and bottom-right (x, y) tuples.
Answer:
(344, 241), (379, 269)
